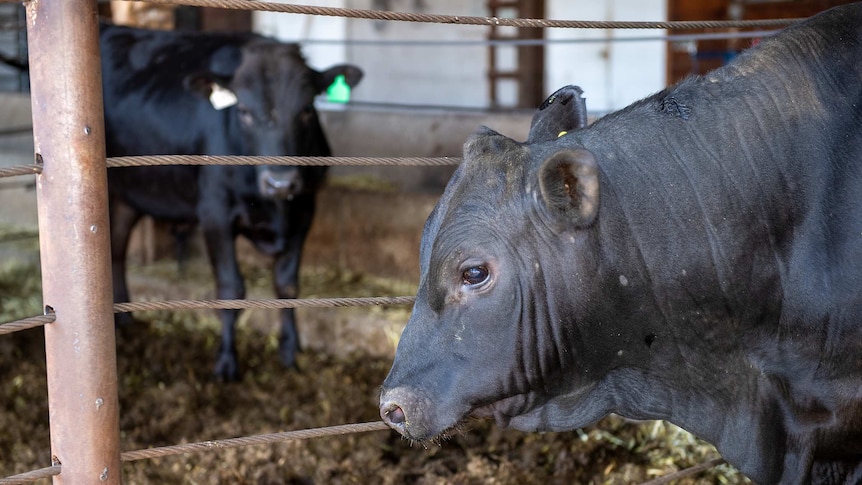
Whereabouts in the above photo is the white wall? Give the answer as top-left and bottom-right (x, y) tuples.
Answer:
(254, 0), (489, 109)
(254, 0), (667, 113)
(344, 1), (490, 108)
(547, 0), (666, 113)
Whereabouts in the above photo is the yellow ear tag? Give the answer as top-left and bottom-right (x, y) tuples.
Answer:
(558, 131), (567, 138)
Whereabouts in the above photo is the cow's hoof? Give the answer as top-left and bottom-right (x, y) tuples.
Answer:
(213, 353), (241, 382)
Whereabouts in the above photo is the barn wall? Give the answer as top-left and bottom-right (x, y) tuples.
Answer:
(254, 0), (667, 113)
(546, 0), (666, 113)
(255, 0), (491, 108)
(254, 0), (350, 91)
(667, 0), (858, 84)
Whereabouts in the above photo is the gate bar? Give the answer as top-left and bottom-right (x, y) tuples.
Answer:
(26, 0), (122, 483)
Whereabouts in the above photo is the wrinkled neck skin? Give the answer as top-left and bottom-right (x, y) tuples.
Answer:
(518, 185), (788, 482)
(515, 16), (862, 481)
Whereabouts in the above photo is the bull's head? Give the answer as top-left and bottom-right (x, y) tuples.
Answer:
(379, 86), (604, 441)
(185, 39), (363, 200)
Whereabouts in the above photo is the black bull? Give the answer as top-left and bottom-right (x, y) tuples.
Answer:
(380, 4), (862, 484)
(101, 24), (362, 381)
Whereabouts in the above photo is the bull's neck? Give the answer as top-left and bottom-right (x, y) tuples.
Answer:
(566, 106), (806, 485)
(554, 11), (860, 482)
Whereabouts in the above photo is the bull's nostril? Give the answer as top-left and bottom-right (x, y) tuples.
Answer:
(383, 404), (406, 426)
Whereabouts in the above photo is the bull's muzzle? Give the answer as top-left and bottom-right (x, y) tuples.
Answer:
(258, 168), (303, 200)
(379, 387), (428, 439)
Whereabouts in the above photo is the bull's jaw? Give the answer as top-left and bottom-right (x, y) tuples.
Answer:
(503, 382), (610, 433)
(470, 393), (535, 429)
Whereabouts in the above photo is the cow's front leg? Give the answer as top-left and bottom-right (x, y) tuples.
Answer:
(273, 195), (316, 369)
(202, 221), (245, 381)
(109, 197), (142, 327)
(273, 250), (301, 369)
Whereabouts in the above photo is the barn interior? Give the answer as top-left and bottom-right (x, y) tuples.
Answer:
(0, 1), (855, 483)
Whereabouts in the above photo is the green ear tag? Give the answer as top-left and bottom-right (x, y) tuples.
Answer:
(327, 74), (351, 103)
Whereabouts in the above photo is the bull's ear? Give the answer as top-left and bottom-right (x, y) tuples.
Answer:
(319, 64), (364, 92)
(527, 85), (588, 144)
(538, 148), (599, 227)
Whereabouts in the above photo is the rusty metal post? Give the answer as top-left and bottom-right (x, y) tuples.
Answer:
(26, 0), (122, 483)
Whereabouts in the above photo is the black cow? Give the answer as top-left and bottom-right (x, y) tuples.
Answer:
(380, 4), (861, 484)
(101, 23), (363, 381)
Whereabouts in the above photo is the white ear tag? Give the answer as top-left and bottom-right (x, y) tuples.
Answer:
(209, 84), (237, 110)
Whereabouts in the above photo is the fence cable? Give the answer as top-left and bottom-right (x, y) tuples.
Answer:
(120, 421), (389, 462)
(113, 296), (415, 314)
(0, 466), (61, 485)
(0, 156), (461, 181)
(144, 0), (800, 30)
(106, 155), (461, 168)
(0, 297), (414, 335)
(0, 165), (39, 179)
(0, 314), (55, 336)
(0, 430), (724, 483)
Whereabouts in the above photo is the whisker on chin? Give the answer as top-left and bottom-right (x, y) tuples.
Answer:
(428, 419), (475, 447)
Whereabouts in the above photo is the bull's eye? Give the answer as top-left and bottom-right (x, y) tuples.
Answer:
(462, 266), (490, 287)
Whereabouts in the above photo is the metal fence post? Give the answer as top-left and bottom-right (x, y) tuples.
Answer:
(25, 0), (122, 483)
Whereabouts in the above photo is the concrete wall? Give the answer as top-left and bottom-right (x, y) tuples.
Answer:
(319, 105), (533, 193)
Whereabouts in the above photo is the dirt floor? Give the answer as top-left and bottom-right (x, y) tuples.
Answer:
(0, 232), (750, 484)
